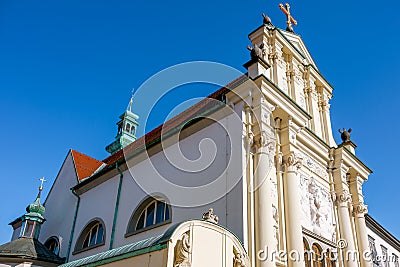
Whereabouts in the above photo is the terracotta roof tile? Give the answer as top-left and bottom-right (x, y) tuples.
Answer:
(71, 150), (104, 181)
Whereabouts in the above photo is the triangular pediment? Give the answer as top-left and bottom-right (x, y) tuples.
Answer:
(280, 30), (318, 70)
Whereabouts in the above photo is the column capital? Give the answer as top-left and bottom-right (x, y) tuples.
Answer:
(353, 203), (368, 217)
(283, 151), (302, 172)
(335, 189), (352, 205)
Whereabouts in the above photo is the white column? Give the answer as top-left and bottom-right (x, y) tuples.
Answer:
(282, 152), (304, 267)
(254, 132), (277, 267)
(353, 204), (372, 267)
(335, 190), (358, 267)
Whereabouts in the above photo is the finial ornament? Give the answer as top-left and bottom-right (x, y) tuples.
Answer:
(338, 128), (352, 143)
(38, 177), (46, 195)
(279, 3), (297, 32)
(127, 88), (135, 112)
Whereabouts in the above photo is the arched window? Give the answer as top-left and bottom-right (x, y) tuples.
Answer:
(126, 197), (171, 236)
(125, 123), (131, 133)
(73, 219), (105, 254)
(312, 243), (324, 267)
(304, 238), (311, 267)
(44, 237), (60, 256)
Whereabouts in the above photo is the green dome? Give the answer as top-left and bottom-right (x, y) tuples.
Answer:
(26, 198), (45, 215)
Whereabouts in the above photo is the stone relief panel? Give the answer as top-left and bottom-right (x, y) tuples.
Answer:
(299, 175), (336, 242)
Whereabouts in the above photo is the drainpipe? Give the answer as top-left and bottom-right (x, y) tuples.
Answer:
(66, 189), (80, 262)
(109, 162), (124, 250)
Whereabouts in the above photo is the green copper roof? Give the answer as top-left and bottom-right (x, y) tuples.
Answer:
(0, 237), (64, 264)
(59, 235), (166, 267)
(26, 195), (45, 216)
(59, 220), (247, 267)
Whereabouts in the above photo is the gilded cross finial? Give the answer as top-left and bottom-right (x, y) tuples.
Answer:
(279, 3), (297, 32)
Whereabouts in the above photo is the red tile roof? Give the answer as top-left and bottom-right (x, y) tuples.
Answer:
(71, 150), (104, 181)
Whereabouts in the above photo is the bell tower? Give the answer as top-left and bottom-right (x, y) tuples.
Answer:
(9, 178), (46, 240)
(106, 96), (139, 155)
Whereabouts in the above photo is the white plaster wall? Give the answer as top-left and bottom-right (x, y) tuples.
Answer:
(68, 175), (119, 261)
(110, 110), (244, 250)
(39, 151), (79, 258)
(367, 226), (400, 267)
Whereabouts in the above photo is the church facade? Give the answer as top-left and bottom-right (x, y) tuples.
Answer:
(1, 6), (399, 267)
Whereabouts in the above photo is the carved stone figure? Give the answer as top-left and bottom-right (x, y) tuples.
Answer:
(234, 251), (246, 267)
(202, 208), (219, 224)
(247, 43), (266, 60)
(262, 13), (272, 25)
(301, 177), (336, 241)
(339, 128), (352, 143)
(174, 232), (191, 267)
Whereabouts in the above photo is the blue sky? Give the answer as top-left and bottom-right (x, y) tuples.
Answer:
(1, 0), (399, 245)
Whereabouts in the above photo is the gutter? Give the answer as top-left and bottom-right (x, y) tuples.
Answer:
(109, 162), (124, 250)
(66, 189), (80, 262)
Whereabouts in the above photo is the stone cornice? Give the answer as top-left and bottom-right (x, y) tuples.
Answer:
(302, 227), (337, 248)
(365, 214), (400, 252)
(340, 146), (372, 180)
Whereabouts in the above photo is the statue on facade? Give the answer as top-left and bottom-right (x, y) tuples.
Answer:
(262, 13), (272, 25)
(339, 128), (352, 143)
(202, 208), (219, 224)
(247, 43), (266, 60)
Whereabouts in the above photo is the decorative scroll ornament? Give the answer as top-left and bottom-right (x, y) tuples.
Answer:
(174, 232), (191, 267)
(202, 208), (219, 224)
(336, 190), (351, 204)
(353, 203), (368, 216)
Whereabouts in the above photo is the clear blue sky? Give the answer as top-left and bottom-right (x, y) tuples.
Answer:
(1, 0), (399, 244)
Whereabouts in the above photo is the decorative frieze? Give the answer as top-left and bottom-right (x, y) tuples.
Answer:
(298, 151), (329, 180)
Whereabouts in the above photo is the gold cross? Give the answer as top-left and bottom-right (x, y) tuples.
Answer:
(279, 3), (297, 32)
